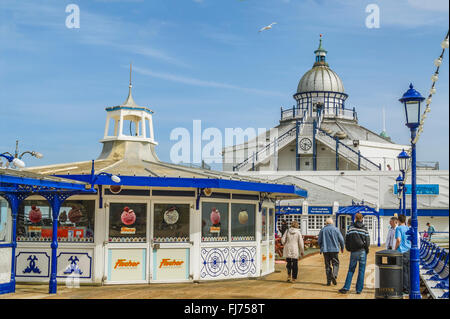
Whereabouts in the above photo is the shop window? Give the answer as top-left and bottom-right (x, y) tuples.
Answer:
(17, 200), (95, 243)
(269, 208), (274, 239)
(231, 203), (255, 241)
(153, 203), (190, 243)
(261, 208), (267, 241)
(0, 199), (11, 242)
(201, 202), (228, 242)
(307, 215), (331, 230)
(277, 214), (302, 236)
(109, 203), (147, 243)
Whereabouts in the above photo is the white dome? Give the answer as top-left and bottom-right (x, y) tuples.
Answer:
(297, 65), (344, 94)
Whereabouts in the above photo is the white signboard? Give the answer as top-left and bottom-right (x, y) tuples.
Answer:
(153, 248), (189, 281)
(15, 251), (50, 278)
(0, 248), (11, 283)
(108, 248), (146, 282)
(57, 252), (92, 279)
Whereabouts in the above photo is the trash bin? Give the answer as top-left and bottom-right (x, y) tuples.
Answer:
(375, 250), (403, 299)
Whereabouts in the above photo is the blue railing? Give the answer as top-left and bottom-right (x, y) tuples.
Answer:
(317, 127), (382, 171)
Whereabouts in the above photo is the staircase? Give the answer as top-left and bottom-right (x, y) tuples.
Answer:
(232, 107), (381, 172)
(233, 109), (309, 171)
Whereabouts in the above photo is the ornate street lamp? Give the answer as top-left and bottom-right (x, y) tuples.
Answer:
(399, 83), (425, 300)
(397, 149), (410, 216)
(0, 153), (26, 169)
(1, 140), (44, 169)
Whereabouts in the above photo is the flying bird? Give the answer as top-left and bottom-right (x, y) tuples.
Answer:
(259, 22), (277, 33)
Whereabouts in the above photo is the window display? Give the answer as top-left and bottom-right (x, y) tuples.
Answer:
(17, 200), (95, 242)
(261, 208), (267, 241)
(201, 202), (228, 242)
(269, 208), (274, 239)
(231, 203), (255, 241)
(109, 203), (147, 242)
(153, 203), (190, 243)
(0, 200), (10, 242)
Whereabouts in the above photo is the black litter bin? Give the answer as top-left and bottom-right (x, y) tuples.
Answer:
(375, 250), (403, 299)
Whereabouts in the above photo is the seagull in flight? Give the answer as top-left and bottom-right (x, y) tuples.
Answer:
(259, 22), (277, 33)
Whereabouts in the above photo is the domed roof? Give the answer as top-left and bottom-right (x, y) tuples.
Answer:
(297, 66), (344, 93)
(296, 36), (345, 94)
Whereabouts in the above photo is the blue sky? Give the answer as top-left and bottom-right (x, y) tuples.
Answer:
(0, 0), (448, 169)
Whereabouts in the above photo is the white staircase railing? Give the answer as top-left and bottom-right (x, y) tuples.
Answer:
(233, 109), (309, 171)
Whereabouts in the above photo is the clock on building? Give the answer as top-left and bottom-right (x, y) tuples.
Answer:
(299, 138), (312, 152)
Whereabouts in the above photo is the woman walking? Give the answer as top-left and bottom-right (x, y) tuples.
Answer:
(281, 220), (305, 282)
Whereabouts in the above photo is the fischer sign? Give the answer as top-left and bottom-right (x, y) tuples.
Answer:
(159, 258), (184, 268)
(114, 259), (140, 269)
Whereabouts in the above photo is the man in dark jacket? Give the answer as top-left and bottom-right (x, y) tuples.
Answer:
(339, 213), (370, 294)
(280, 219), (288, 237)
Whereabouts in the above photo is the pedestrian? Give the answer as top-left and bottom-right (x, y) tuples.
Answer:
(395, 214), (411, 295)
(281, 220), (304, 283)
(426, 222), (435, 240)
(318, 218), (345, 286)
(385, 216), (398, 250)
(338, 213), (370, 294)
(280, 218), (288, 237)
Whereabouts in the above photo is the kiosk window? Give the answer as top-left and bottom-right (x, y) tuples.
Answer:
(261, 208), (267, 241)
(17, 200), (95, 243)
(231, 203), (256, 241)
(201, 202), (229, 242)
(109, 203), (147, 242)
(153, 203), (190, 243)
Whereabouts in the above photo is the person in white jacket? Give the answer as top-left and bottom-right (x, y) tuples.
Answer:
(385, 217), (398, 250)
(281, 220), (305, 282)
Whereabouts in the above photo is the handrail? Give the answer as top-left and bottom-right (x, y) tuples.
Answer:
(316, 127), (382, 170)
(234, 109), (308, 171)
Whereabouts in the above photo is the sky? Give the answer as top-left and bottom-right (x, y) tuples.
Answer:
(0, 0), (448, 170)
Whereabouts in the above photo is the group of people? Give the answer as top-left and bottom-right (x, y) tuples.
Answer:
(385, 216), (436, 294)
(280, 214), (436, 295)
(280, 213), (370, 294)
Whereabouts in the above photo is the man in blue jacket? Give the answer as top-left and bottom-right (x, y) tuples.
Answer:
(318, 218), (345, 286)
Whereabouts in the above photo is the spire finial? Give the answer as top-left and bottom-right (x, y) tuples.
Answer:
(122, 62), (137, 107)
(130, 62), (132, 88)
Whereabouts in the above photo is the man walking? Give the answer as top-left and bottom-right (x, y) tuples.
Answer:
(318, 218), (345, 286)
(395, 214), (411, 295)
(385, 216), (398, 250)
(426, 222), (435, 240)
(339, 213), (370, 294)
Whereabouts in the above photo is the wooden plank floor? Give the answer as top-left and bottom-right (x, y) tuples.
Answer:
(1, 246), (386, 299)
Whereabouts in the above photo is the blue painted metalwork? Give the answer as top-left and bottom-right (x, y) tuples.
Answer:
(0, 170), (95, 295)
(54, 174), (308, 199)
(335, 136), (339, 170)
(313, 120), (317, 171)
(399, 83), (425, 300)
(296, 119), (300, 171)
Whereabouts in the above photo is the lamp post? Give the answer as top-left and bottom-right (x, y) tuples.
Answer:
(1, 140), (43, 169)
(397, 149), (410, 216)
(399, 83), (425, 300)
(395, 174), (404, 213)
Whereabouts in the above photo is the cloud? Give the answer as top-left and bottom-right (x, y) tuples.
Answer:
(132, 66), (285, 97)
